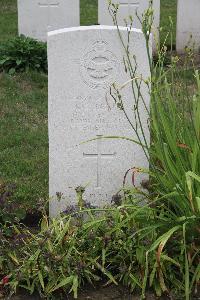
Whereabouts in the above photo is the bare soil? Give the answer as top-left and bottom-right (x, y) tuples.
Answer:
(8, 286), (170, 300)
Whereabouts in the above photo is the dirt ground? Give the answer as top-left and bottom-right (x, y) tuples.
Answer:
(7, 285), (171, 300)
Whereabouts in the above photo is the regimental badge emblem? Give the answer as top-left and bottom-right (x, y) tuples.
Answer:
(80, 40), (119, 89)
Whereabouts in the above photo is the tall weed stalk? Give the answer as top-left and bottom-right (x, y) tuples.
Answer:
(108, 1), (200, 298)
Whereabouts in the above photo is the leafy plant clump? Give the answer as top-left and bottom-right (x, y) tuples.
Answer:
(0, 35), (47, 74)
(0, 194), (199, 300)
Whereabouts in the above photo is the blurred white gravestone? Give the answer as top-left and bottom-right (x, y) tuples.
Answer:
(48, 26), (151, 217)
(176, 0), (200, 53)
(17, 0), (80, 41)
(98, 0), (160, 53)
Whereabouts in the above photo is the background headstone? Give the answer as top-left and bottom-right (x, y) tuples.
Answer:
(48, 26), (151, 217)
(17, 0), (80, 41)
(176, 0), (200, 53)
(98, 0), (160, 53)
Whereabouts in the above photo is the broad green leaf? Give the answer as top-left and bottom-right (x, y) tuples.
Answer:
(38, 271), (44, 290)
(95, 262), (118, 285)
(161, 254), (180, 267)
(129, 273), (142, 288)
(69, 275), (79, 299)
(48, 276), (73, 293)
(183, 223), (190, 300)
(148, 225), (181, 252)
(8, 67), (15, 75)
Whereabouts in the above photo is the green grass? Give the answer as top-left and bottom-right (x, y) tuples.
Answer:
(160, 0), (177, 47)
(0, 0), (178, 212)
(0, 72), (48, 208)
(81, 0), (98, 25)
(0, 0), (18, 42)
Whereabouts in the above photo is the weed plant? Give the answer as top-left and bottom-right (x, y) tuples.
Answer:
(108, 2), (200, 298)
(0, 36), (47, 74)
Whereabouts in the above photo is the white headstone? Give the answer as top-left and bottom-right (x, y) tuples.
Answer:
(48, 26), (151, 217)
(176, 0), (200, 53)
(98, 0), (160, 53)
(17, 0), (80, 42)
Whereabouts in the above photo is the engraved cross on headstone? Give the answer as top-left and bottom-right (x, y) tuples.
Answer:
(83, 136), (116, 188)
(38, 0), (60, 29)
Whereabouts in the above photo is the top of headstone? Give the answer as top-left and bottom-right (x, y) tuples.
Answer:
(48, 25), (143, 37)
